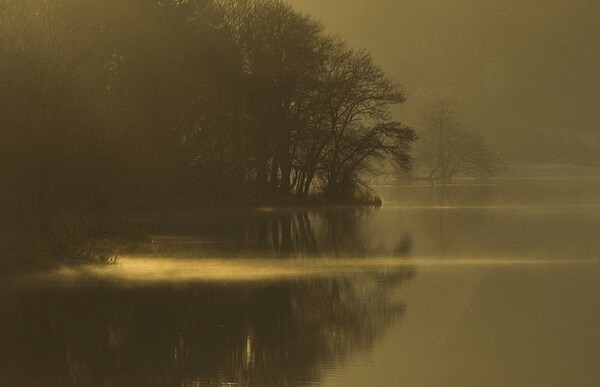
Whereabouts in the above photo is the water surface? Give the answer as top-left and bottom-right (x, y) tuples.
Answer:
(2, 177), (599, 386)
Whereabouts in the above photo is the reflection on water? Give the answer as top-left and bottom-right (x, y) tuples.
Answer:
(55, 257), (417, 284)
(374, 181), (600, 260)
(1, 208), (416, 386)
(2, 178), (600, 386)
(132, 179), (600, 262)
(140, 208), (411, 258)
(0, 272), (412, 386)
(36, 256), (594, 286)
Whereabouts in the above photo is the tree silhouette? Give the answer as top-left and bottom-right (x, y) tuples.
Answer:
(0, 0), (415, 271)
(416, 98), (496, 184)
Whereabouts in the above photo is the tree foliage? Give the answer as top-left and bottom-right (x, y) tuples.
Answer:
(0, 0), (415, 269)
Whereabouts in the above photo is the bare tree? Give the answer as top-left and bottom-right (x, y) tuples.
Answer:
(416, 98), (496, 184)
(291, 41), (414, 197)
(216, 0), (327, 195)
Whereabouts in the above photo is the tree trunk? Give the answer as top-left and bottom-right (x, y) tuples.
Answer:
(279, 154), (291, 195)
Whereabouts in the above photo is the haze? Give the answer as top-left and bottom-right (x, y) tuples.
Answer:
(288, 0), (600, 163)
(2, 2), (600, 385)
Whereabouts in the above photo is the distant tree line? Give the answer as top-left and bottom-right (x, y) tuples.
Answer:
(0, 0), (414, 269)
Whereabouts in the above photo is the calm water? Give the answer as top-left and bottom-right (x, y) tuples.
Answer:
(2, 178), (600, 386)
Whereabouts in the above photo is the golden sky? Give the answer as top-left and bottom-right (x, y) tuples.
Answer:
(287, 0), (600, 159)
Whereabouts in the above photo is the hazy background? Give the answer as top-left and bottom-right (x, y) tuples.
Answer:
(287, 0), (600, 164)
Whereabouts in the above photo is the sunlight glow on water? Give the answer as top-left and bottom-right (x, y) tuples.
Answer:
(48, 256), (599, 284)
(4, 179), (600, 386)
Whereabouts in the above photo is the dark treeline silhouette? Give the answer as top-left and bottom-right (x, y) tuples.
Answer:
(0, 0), (415, 271)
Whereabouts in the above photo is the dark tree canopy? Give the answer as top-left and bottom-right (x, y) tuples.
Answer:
(0, 0), (415, 270)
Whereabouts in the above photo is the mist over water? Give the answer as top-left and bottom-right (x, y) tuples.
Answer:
(1, 1), (598, 385)
(2, 177), (600, 386)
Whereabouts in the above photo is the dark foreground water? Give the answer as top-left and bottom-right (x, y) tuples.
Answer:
(2, 178), (600, 386)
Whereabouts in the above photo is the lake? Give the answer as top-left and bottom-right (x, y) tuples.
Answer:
(2, 177), (599, 386)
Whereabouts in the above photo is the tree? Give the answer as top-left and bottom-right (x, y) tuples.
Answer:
(216, 0), (328, 196)
(319, 121), (416, 197)
(290, 42), (415, 197)
(196, 0), (415, 201)
(0, 0), (418, 271)
(0, 0), (116, 229)
(0, 0), (132, 270)
(416, 98), (495, 184)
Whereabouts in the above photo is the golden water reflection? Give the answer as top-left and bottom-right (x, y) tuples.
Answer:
(46, 256), (598, 284)
(1, 267), (413, 386)
(3, 180), (600, 386)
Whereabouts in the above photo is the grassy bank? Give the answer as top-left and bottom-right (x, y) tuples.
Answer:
(0, 218), (146, 277)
